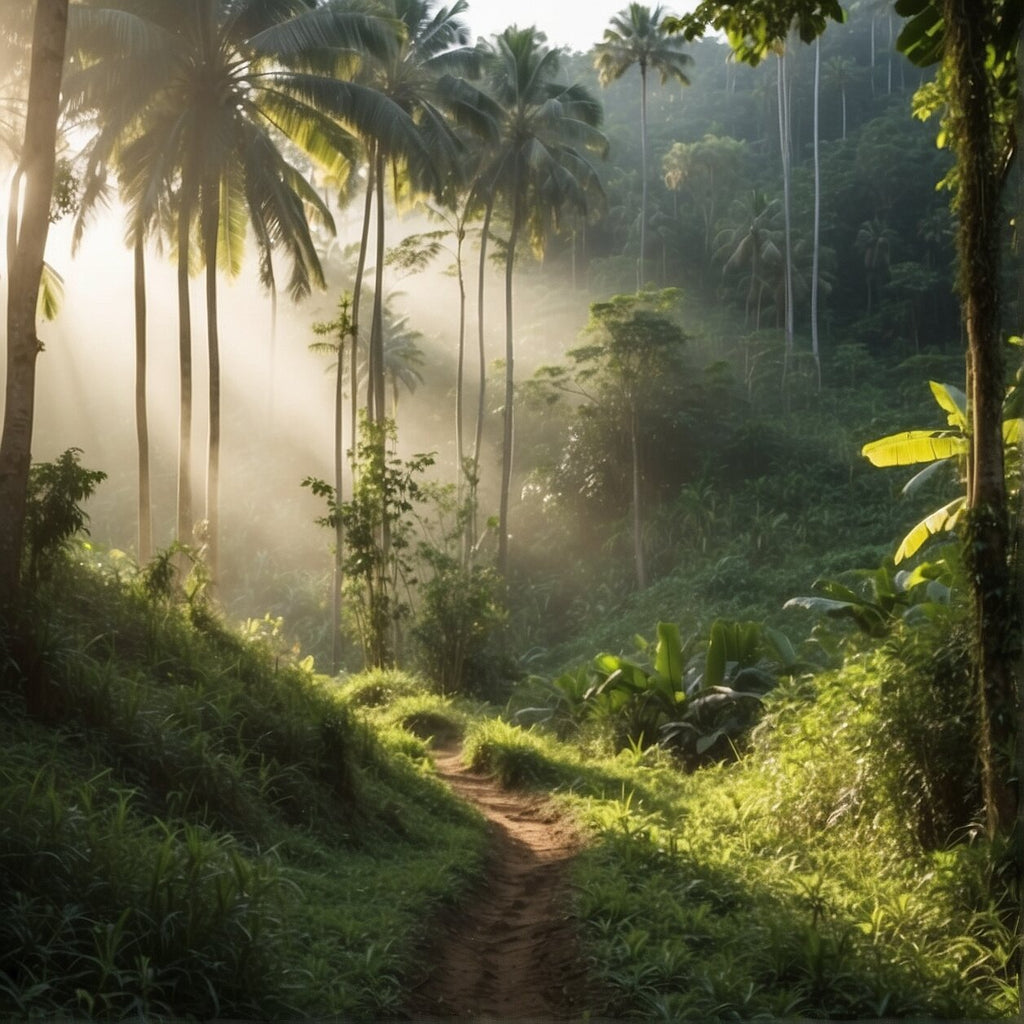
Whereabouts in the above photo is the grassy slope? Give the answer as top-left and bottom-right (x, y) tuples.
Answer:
(0, 556), (487, 1020)
(464, 670), (1016, 1020)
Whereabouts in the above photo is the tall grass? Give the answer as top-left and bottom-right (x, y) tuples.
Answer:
(0, 550), (488, 1019)
(462, 658), (1017, 1019)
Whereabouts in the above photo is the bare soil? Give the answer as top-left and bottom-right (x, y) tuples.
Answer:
(405, 743), (590, 1021)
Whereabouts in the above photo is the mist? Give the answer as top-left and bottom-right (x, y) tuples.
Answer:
(15, 193), (594, 629)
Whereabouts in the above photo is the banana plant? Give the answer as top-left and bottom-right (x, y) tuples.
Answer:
(785, 558), (954, 637)
(522, 619), (807, 766)
(861, 380), (1024, 562)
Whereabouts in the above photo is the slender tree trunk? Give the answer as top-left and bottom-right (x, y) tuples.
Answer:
(947, 0), (1018, 839)
(870, 15), (877, 97)
(134, 236), (152, 563)
(811, 38), (822, 390)
(777, 49), (795, 384)
(176, 199), (194, 549)
(455, 218), (467, 505)
(468, 196), (494, 563)
(887, 12), (893, 95)
(202, 189), (220, 582)
(630, 401), (646, 589)
(352, 152), (376, 454)
(369, 148), (387, 427)
(639, 61), (649, 291)
(331, 305), (348, 676)
(498, 184), (522, 578)
(0, 0), (68, 613)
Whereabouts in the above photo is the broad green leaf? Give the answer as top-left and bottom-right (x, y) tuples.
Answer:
(704, 620), (727, 690)
(861, 431), (965, 467)
(1003, 418), (1024, 445)
(763, 625), (797, 667)
(654, 621), (684, 688)
(894, 496), (965, 563)
(929, 380), (967, 429)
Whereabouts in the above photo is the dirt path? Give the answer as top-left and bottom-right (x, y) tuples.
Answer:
(406, 743), (590, 1021)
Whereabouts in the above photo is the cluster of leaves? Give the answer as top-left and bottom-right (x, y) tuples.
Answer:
(23, 448), (106, 588)
(518, 618), (808, 767)
(305, 417), (436, 670)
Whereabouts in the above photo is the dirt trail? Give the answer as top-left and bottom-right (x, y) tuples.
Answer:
(406, 743), (589, 1021)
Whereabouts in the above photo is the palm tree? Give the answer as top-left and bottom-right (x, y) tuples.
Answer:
(0, 0), (68, 612)
(472, 26), (606, 576)
(349, 0), (474, 430)
(824, 55), (854, 140)
(714, 190), (782, 330)
(381, 307), (425, 418)
(594, 4), (690, 291)
(69, 0), (421, 579)
(855, 217), (895, 314)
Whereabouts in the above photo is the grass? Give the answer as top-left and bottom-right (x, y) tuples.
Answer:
(455, 659), (1017, 1020)
(2, 547), (1017, 1019)
(0, 552), (488, 1020)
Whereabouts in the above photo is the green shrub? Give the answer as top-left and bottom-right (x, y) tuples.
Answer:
(412, 554), (509, 698)
(24, 448), (106, 587)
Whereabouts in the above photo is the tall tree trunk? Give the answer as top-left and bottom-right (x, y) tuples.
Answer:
(498, 183), (522, 578)
(777, 48), (795, 384)
(175, 198), (194, 549)
(468, 196), (494, 563)
(352, 150), (376, 454)
(811, 38), (822, 390)
(0, 0), (68, 613)
(455, 217), (467, 505)
(369, 148), (387, 427)
(134, 236), (152, 563)
(639, 61), (649, 291)
(630, 401), (646, 589)
(947, 0), (1018, 838)
(331, 308), (347, 676)
(202, 187), (221, 583)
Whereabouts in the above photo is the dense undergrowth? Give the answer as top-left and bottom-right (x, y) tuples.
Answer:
(1, 536), (1016, 1019)
(463, 658), (1016, 1019)
(0, 555), (487, 1020)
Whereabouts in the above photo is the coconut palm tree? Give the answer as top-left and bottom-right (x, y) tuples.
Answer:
(855, 216), (896, 314)
(714, 190), (782, 330)
(824, 54), (854, 140)
(348, 0), (474, 431)
(68, 0), (422, 579)
(594, 3), (690, 290)
(469, 26), (606, 576)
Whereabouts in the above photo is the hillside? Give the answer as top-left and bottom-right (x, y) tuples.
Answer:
(1, 547), (1014, 1019)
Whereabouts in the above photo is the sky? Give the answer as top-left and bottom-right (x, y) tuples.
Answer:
(460, 0), (679, 53)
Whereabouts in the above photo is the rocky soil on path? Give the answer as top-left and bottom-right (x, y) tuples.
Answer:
(405, 742), (591, 1021)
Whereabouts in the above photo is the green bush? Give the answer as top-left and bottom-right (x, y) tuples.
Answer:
(412, 553), (509, 698)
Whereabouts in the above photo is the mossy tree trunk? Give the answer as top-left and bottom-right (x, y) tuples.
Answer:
(947, 0), (1019, 838)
